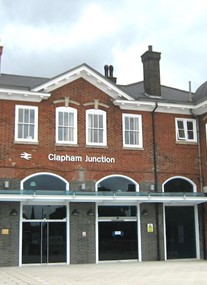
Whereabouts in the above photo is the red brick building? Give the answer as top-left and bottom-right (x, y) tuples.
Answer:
(0, 45), (207, 266)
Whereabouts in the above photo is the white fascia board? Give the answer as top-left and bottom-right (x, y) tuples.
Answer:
(191, 100), (207, 115)
(113, 100), (156, 111)
(32, 65), (134, 101)
(157, 102), (193, 114)
(0, 88), (50, 102)
(31, 67), (84, 92)
(81, 67), (134, 100)
(114, 100), (195, 114)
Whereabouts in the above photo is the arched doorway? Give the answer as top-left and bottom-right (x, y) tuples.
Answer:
(21, 173), (69, 265)
(164, 177), (197, 259)
(96, 175), (139, 261)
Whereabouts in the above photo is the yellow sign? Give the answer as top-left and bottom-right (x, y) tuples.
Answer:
(147, 224), (154, 233)
(2, 229), (9, 235)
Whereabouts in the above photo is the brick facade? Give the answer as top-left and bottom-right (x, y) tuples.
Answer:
(0, 46), (207, 266)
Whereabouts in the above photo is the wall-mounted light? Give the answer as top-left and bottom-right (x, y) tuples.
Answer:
(141, 209), (148, 216)
(150, 184), (155, 191)
(71, 209), (79, 216)
(30, 181), (36, 187)
(10, 209), (18, 216)
(87, 209), (94, 216)
(4, 181), (9, 189)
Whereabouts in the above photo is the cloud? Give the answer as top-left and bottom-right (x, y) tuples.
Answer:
(1, 0), (207, 91)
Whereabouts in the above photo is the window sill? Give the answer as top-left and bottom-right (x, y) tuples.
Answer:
(55, 143), (79, 147)
(85, 145), (108, 149)
(122, 147), (144, 151)
(14, 141), (39, 145)
(176, 140), (197, 145)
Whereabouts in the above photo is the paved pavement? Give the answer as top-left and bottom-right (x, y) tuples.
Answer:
(0, 260), (207, 285)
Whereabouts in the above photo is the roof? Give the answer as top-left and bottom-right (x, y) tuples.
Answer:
(0, 64), (207, 115)
(0, 73), (48, 90)
(194, 81), (207, 104)
(119, 81), (193, 104)
(0, 71), (193, 104)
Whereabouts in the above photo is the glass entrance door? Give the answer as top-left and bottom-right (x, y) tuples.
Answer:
(98, 205), (138, 261)
(99, 221), (138, 261)
(165, 206), (196, 259)
(22, 221), (66, 264)
(22, 205), (67, 264)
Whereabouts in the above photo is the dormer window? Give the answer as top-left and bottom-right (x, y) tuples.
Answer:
(56, 107), (77, 144)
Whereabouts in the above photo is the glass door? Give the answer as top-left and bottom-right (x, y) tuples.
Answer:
(22, 221), (66, 264)
(22, 205), (67, 264)
(165, 206), (196, 259)
(99, 221), (138, 261)
(47, 222), (66, 263)
(98, 205), (138, 261)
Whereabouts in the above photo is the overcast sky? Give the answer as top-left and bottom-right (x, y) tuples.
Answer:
(0, 0), (207, 92)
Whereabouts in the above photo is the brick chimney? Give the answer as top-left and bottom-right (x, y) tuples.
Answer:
(141, 45), (161, 96)
(104, 65), (117, 83)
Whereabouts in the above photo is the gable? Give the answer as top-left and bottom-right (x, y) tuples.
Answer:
(31, 64), (134, 101)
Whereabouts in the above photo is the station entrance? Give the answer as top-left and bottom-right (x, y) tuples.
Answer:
(22, 205), (67, 264)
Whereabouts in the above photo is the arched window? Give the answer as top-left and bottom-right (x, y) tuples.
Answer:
(97, 175), (138, 192)
(163, 177), (194, 193)
(21, 172), (68, 191)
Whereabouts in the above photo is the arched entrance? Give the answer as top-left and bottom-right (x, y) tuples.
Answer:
(21, 173), (69, 265)
(164, 177), (197, 259)
(96, 175), (139, 261)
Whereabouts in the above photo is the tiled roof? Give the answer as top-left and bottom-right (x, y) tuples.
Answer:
(0, 73), (48, 90)
(118, 81), (193, 104)
(0, 68), (204, 105)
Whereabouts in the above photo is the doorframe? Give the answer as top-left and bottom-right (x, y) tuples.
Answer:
(163, 204), (200, 260)
(19, 202), (70, 266)
(96, 203), (141, 263)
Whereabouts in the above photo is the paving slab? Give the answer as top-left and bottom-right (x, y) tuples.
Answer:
(0, 260), (207, 285)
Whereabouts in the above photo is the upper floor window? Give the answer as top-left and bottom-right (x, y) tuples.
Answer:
(176, 118), (197, 143)
(56, 107), (77, 144)
(15, 105), (38, 143)
(122, 114), (143, 148)
(86, 109), (107, 146)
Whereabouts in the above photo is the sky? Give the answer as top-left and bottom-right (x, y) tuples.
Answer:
(0, 0), (207, 92)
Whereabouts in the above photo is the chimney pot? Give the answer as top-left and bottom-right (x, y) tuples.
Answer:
(104, 64), (117, 84)
(104, 65), (109, 77)
(148, 45), (153, 51)
(109, 65), (114, 77)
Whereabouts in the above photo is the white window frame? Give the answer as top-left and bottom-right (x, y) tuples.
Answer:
(175, 118), (197, 142)
(56, 106), (77, 144)
(122, 114), (143, 148)
(15, 105), (38, 143)
(86, 109), (107, 146)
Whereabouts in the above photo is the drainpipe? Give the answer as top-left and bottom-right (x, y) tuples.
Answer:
(190, 108), (206, 259)
(152, 102), (158, 192)
(152, 102), (160, 260)
(193, 114), (203, 192)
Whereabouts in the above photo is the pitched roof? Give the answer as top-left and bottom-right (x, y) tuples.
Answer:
(0, 64), (207, 115)
(0, 73), (48, 90)
(119, 81), (193, 104)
